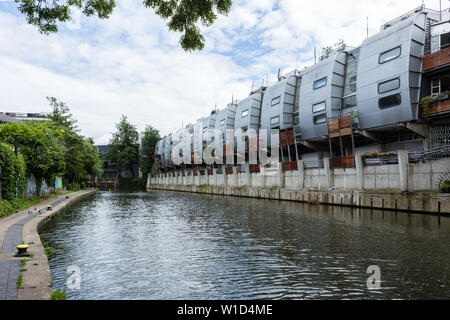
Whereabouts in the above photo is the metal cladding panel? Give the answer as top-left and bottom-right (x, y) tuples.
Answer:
(155, 140), (164, 166)
(215, 103), (237, 134)
(155, 140), (163, 155)
(164, 135), (174, 165)
(192, 118), (203, 149)
(161, 137), (169, 163)
(357, 13), (426, 129)
(235, 91), (263, 130)
(201, 114), (217, 143)
(260, 75), (298, 130)
(299, 52), (346, 140)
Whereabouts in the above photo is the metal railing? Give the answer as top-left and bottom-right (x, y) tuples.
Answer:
(362, 145), (450, 166)
(409, 145), (450, 163)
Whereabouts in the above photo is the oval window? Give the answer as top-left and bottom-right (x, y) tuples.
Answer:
(312, 101), (326, 113)
(313, 77), (327, 90)
(379, 46), (401, 64)
(378, 77), (400, 94)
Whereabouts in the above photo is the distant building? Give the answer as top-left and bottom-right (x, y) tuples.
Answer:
(0, 112), (48, 122)
(95, 145), (140, 180)
(0, 113), (19, 124)
(96, 145), (119, 180)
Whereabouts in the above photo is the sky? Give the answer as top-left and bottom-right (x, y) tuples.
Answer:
(0, 0), (447, 144)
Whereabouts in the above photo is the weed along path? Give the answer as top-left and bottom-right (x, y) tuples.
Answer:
(0, 189), (97, 300)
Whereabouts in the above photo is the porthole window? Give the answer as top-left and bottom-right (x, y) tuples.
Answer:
(379, 93), (401, 109)
(312, 101), (326, 113)
(313, 114), (327, 124)
(313, 77), (327, 90)
(378, 77), (400, 94)
(379, 46), (401, 64)
(271, 96), (281, 106)
(270, 116), (280, 125)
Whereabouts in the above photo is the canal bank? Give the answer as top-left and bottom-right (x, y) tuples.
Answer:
(0, 189), (97, 300)
(40, 191), (450, 299)
(148, 156), (450, 215)
(147, 184), (450, 215)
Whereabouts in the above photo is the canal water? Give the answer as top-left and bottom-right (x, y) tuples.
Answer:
(40, 191), (450, 300)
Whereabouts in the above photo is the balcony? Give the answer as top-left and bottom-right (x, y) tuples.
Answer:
(331, 156), (355, 168)
(423, 47), (450, 72)
(280, 128), (295, 146)
(282, 161), (299, 171)
(422, 93), (450, 116)
(327, 112), (359, 138)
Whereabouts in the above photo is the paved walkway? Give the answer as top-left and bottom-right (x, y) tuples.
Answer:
(0, 194), (85, 300)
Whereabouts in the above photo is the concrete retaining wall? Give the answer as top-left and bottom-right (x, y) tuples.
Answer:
(148, 154), (450, 214)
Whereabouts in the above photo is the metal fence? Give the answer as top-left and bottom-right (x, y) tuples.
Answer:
(409, 145), (450, 163)
(363, 145), (450, 166)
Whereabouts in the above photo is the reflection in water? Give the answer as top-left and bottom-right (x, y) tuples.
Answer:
(40, 191), (450, 299)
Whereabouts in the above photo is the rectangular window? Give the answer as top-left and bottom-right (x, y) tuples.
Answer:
(378, 77), (400, 94)
(271, 96), (281, 106)
(431, 35), (440, 53)
(431, 79), (440, 96)
(379, 46), (401, 64)
(312, 101), (326, 113)
(313, 77), (327, 90)
(313, 114), (327, 124)
(432, 77), (450, 96)
(342, 95), (357, 109)
(203, 127), (208, 133)
(220, 118), (225, 126)
(441, 76), (450, 93)
(241, 110), (249, 118)
(379, 93), (401, 109)
(441, 32), (450, 50)
(270, 116), (280, 125)
(293, 115), (299, 126)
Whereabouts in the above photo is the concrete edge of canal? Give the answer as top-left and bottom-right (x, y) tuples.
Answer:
(147, 184), (450, 215)
(17, 189), (98, 300)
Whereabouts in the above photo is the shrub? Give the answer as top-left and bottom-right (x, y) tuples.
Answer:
(0, 143), (26, 200)
(441, 179), (450, 192)
(66, 182), (80, 191)
(50, 289), (67, 300)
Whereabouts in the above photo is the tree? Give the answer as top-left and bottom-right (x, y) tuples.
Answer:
(46, 97), (78, 132)
(46, 97), (103, 185)
(0, 122), (65, 196)
(140, 125), (160, 177)
(15, 0), (232, 51)
(0, 142), (26, 200)
(108, 115), (140, 179)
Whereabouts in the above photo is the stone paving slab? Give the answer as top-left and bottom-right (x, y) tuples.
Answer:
(0, 190), (97, 300)
(0, 260), (20, 300)
(1, 225), (23, 254)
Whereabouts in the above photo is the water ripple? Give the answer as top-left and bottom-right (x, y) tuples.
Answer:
(39, 191), (450, 300)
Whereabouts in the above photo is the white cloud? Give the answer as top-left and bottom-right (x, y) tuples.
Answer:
(0, 0), (445, 143)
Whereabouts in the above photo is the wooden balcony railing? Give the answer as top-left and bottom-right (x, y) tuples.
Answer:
(249, 164), (260, 173)
(225, 166), (233, 175)
(280, 128), (295, 146)
(328, 115), (352, 138)
(331, 156), (355, 168)
(282, 161), (299, 171)
(423, 47), (450, 71)
(424, 97), (450, 116)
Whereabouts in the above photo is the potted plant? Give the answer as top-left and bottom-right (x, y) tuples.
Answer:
(440, 179), (450, 193)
